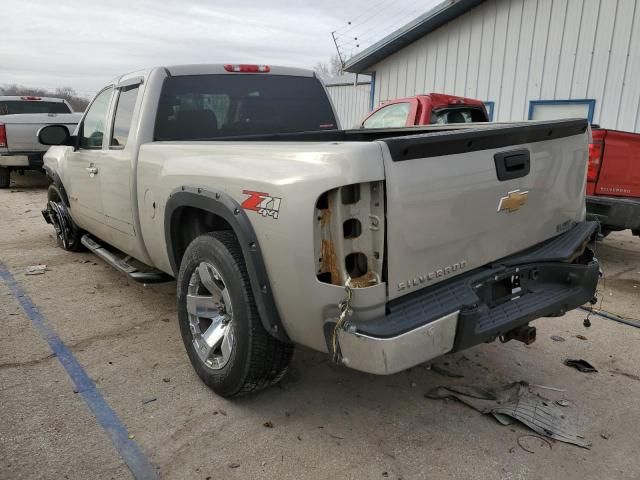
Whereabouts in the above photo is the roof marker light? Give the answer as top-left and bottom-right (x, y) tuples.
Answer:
(21, 96), (42, 101)
(224, 64), (270, 73)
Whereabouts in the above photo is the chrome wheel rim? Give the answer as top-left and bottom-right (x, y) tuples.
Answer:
(187, 262), (234, 370)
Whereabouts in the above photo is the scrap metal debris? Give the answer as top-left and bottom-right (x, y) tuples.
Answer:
(529, 383), (566, 392)
(550, 335), (565, 342)
(564, 359), (598, 373)
(25, 265), (47, 275)
(576, 335), (588, 340)
(517, 434), (552, 454)
(425, 381), (591, 448)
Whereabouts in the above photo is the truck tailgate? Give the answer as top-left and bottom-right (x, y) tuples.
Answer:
(2, 113), (81, 152)
(381, 119), (589, 300)
(594, 129), (640, 198)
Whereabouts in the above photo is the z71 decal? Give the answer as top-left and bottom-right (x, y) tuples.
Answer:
(241, 190), (282, 220)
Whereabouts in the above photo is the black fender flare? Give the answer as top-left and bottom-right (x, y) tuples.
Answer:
(43, 165), (71, 206)
(164, 186), (290, 343)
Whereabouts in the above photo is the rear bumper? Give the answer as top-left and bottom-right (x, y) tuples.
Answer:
(338, 221), (600, 375)
(586, 195), (640, 231)
(0, 152), (44, 169)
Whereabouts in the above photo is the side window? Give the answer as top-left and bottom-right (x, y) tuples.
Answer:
(81, 88), (113, 149)
(110, 86), (140, 148)
(363, 103), (411, 128)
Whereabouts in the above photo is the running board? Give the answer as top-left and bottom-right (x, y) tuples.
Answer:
(80, 234), (171, 284)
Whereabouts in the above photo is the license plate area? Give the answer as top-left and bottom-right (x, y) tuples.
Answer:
(473, 267), (535, 308)
(491, 273), (521, 304)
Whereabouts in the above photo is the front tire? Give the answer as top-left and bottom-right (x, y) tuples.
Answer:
(46, 184), (84, 251)
(177, 231), (293, 397)
(0, 167), (10, 188)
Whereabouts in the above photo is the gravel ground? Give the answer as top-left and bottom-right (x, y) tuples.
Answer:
(1, 171), (639, 480)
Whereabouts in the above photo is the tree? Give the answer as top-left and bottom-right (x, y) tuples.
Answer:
(0, 84), (90, 112)
(329, 54), (344, 76)
(313, 61), (331, 79)
(52, 87), (90, 112)
(314, 54), (344, 79)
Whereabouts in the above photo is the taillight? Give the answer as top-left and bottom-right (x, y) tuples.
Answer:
(587, 141), (603, 182)
(224, 64), (270, 73)
(0, 124), (7, 148)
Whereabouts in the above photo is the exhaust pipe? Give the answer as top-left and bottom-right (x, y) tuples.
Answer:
(501, 324), (536, 345)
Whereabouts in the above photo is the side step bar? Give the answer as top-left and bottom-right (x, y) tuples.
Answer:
(80, 234), (172, 284)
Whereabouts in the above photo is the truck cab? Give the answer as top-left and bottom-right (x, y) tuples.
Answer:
(360, 93), (489, 129)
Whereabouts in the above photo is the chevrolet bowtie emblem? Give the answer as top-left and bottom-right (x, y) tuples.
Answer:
(497, 189), (529, 213)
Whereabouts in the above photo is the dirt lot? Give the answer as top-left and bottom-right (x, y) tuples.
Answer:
(2, 171), (640, 480)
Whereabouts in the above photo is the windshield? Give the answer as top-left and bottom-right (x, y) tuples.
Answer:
(0, 100), (71, 115)
(154, 74), (337, 140)
(432, 107), (488, 124)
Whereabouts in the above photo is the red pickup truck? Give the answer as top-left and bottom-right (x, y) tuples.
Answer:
(360, 93), (489, 128)
(587, 128), (640, 237)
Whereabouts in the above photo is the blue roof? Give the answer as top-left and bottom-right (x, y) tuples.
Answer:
(344, 0), (485, 73)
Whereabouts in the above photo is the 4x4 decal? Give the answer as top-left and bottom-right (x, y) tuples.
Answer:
(241, 190), (282, 220)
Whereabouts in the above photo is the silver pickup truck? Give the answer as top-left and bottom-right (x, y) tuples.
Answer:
(0, 96), (81, 187)
(39, 64), (599, 397)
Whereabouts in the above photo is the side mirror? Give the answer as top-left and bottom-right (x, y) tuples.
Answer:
(38, 124), (71, 146)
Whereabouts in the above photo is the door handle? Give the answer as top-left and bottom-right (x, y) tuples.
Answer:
(494, 149), (530, 181)
(86, 166), (98, 176)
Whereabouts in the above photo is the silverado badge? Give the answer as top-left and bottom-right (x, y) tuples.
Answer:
(497, 189), (528, 213)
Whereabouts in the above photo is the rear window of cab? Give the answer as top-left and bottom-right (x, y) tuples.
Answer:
(154, 74), (337, 140)
(0, 101), (71, 115)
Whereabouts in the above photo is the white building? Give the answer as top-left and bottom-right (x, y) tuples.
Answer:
(344, 0), (640, 132)
(324, 74), (372, 128)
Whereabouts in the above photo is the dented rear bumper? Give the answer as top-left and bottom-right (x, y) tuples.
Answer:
(338, 221), (600, 375)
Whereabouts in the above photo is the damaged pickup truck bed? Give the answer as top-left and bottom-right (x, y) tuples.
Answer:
(39, 64), (599, 397)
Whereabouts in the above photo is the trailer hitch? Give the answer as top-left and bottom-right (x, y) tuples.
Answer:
(500, 324), (537, 345)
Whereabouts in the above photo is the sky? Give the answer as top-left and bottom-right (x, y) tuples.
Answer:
(1, 0), (441, 98)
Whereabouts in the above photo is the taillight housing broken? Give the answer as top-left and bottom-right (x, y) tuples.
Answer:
(587, 141), (603, 183)
(0, 124), (7, 148)
(314, 182), (385, 288)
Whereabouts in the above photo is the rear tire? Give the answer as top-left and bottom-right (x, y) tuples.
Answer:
(177, 231), (293, 397)
(0, 167), (10, 188)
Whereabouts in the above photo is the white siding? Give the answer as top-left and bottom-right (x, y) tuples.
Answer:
(368, 0), (640, 132)
(326, 82), (371, 129)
